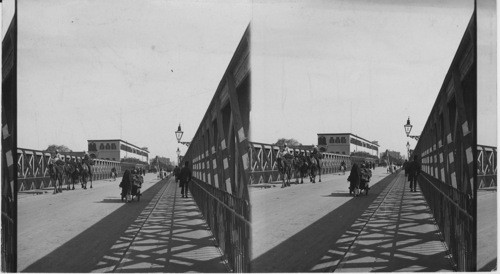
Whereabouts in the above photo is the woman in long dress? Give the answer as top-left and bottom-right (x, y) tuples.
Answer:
(348, 163), (361, 196)
(119, 169), (132, 202)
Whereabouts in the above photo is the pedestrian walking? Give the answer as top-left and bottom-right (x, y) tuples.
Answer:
(347, 163), (361, 196)
(174, 165), (180, 182)
(179, 161), (192, 198)
(340, 160), (346, 175)
(403, 160), (409, 176)
(407, 155), (421, 192)
(120, 169), (133, 202)
(111, 167), (117, 181)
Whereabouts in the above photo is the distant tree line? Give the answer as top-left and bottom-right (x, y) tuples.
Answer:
(273, 138), (302, 147)
(45, 144), (72, 153)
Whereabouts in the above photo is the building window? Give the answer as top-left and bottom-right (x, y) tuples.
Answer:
(318, 137), (327, 145)
(99, 143), (104, 150)
(111, 143), (116, 150)
(341, 137), (346, 143)
(112, 158), (115, 161)
(342, 151), (345, 155)
(106, 143), (110, 150)
(336, 137), (340, 143)
(329, 137), (334, 143)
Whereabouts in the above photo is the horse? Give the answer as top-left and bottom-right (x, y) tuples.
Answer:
(78, 162), (92, 189)
(310, 152), (323, 182)
(111, 167), (117, 181)
(277, 154), (294, 188)
(307, 155), (319, 183)
(293, 154), (309, 184)
(63, 161), (78, 190)
(48, 162), (64, 194)
(83, 158), (94, 188)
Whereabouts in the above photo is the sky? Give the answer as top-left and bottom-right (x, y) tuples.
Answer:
(250, 0), (493, 157)
(16, 0), (251, 162)
(5, 0), (498, 162)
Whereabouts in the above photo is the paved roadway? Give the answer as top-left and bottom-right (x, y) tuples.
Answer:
(18, 174), (227, 273)
(18, 173), (163, 271)
(250, 167), (390, 272)
(250, 168), (453, 272)
(477, 188), (497, 271)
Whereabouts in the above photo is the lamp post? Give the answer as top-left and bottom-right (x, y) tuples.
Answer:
(406, 141), (411, 159)
(175, 123), (191, 146)
(176, 147), (181, 166)
(404, 117), (420, 141)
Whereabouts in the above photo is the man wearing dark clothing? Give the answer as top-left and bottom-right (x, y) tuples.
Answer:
(174, 166), (180, 183)
(348, 163), (361, 196)
(403, 160), (409, 176)
(179, 161), (192, 198)
(407, 155), (421, 192)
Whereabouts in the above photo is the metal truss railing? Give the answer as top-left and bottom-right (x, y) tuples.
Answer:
(181, 25), (250, 272)
(477, 145), (496, 189)
(248, 142), (353, 184)
(412, 13), (476, 271)
(2, 10), (17, 272)
(248, 142), (378, 185)
(17, 148), (145, 191)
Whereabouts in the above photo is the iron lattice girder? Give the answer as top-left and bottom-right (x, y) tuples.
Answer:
(247, 142), (369, 185)
(16, 148), (133, 191)
(411, 13), (476, 271)
(178, 26), (250, 273)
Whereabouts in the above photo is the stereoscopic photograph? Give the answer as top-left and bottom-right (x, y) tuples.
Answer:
(1, 0), (497, 272)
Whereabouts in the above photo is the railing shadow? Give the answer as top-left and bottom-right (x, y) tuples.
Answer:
(332, 187), (452, 272)
(21, 179), (168, 273)
(251, 173), (452, 272)
(92, 182), (226, 273)
(324, 192), (352, 198)
(250, 173), (398, 272)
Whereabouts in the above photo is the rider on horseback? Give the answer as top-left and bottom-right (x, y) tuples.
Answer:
(82, 151), (93, 175)
(48, 150), (64, 172)
(277, 143), (292, 159)
(311, 145), (319, 158)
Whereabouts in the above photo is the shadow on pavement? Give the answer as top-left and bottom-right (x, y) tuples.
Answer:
(251, 171), (452, 272)
(332, 184), (452, 272)
(21, 178), (169, 273)
(93, 184), (226, 273)
(324, 193), (352, 197)
(250, 173), (398, 273)
(96, 198), (125, 203)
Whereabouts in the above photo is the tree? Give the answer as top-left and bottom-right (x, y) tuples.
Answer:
(121, 157), (148, 165)
(45, 144), (72, 153)
(274, 138), (302, 147)
(350, 151), (377, 159)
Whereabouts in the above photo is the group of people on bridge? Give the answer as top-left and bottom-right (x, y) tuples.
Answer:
(48, 150), (94, 194)
(275, 144), (324, 188)
(348, 162), (373, 196)
(119, 168), (144, 202)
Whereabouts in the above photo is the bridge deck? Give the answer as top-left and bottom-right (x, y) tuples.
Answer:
(18, 174), (227, 272)
(250, 168), (453, 272)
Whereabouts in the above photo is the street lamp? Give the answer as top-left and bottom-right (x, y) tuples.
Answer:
(176, 147), (181, 165)
(175, 123), (191, 146)
(404, 117), (420, 141)
(406, 141), (411, 159)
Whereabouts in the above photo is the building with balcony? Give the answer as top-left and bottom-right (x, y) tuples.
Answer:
(317, 133), (379, 156)
(87, 139), (149, 162)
